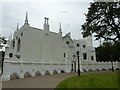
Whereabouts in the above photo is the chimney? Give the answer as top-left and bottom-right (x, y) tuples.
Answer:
(43, 17), (49, 31)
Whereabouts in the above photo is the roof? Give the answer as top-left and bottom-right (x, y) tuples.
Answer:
(62, 35), (74, 43)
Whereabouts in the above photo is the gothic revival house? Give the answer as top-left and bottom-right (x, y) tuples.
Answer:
(2, 12), (118, 81)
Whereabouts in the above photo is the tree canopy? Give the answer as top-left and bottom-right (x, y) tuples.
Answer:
(81, 2), (120, 41)
(96, 41), (120, 62)
(0, 36), (8, 48)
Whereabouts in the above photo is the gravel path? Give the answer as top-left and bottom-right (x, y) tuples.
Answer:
(2, 71), (111, 88)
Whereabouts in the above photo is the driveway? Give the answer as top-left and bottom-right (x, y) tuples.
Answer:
(2, 72), (77, 88)
(2, 71), (111, 88)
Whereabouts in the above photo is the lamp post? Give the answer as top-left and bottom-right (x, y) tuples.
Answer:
(76, 51), (80, 76)
(1, 51), (5, 75)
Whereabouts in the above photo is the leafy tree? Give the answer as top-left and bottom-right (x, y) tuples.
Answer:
(81, 2), (120, 41)
(112, 41), (120, 61)
(0, 36), (8, 48)
(96, 42), (113, 62)
(96, 41), (120, 62)
(96, 41), (120, 71)
(0, 36), (8, 74)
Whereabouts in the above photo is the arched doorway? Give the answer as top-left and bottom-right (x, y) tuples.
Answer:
(71, 61), (76, 72)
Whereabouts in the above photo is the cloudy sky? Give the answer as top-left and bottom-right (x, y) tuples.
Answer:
(0, 0), (100, 47)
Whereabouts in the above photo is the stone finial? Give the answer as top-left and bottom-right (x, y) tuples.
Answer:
(17, 22), (19, 30)
(59, 22), (62, 33)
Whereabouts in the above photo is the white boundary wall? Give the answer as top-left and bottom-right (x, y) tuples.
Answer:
(2, 59), (71, 81)
(80, 61), (119, 72)
(2, 59), (119, 81)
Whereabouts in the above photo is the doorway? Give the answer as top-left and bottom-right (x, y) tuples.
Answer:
(71, 61), (76, 72)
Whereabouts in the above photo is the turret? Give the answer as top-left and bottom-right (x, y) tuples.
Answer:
(59, 23), (62, 36)
(24, 12), (29, 26)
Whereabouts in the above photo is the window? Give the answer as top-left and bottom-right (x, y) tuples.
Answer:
(83, 45), (86, 48)
(73, 55), (76, 58)
(9, 53), (13, 58)
(66, 41), (69, 45)
(83, 53), (87, 60)
(16, 37), (18, 40)
(77, 44), (80, 47)
(21, 33), (23, 36)
(12, 39), (15, 47)
(64, 53), (66, 57)
(17, 38), (21, 52)
(91, 56), (94, 60)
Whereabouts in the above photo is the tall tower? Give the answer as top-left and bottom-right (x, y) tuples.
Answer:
(59, 23), (62, 36)
(43, 17), (49, 31)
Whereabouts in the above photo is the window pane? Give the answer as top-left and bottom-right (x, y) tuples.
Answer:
(13, 39), (15, 47)
(83, 53), (87, 60)
(91, 56), (94, 60)
(64, 53), (66, 57)
(17, 38), (21, 52)
(83, 45), (86, 48)
(66, 41), (69, 45)
(77, 44), (79, 47)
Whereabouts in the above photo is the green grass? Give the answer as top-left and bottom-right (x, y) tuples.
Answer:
(56, 71), (119, 88)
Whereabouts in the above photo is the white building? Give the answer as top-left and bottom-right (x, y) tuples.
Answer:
(2, 13), (119, 81)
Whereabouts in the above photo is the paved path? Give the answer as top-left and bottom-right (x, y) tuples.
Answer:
(2, 71), (111, 88)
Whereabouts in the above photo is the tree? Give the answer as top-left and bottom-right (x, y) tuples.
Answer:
(81, 2), (120, 41)
(0, 36), (8, 47)
(96, 42), (113, 62)
(112, 41), (120, 61)
(0, 36), (8, 74)
(96, 41), (120, 71)
(96, 41), (120, 62)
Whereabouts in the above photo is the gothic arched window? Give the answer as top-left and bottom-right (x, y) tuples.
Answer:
(17, 38), (21, 52)
(13, 39), (15, 48)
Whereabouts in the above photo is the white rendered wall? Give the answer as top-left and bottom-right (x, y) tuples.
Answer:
(2, 59), (119, 81)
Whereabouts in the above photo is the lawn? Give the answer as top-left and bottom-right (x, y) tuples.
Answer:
(56, 71), (119, 88)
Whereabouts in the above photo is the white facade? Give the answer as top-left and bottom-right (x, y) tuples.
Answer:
(2, 13), (119, 81)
